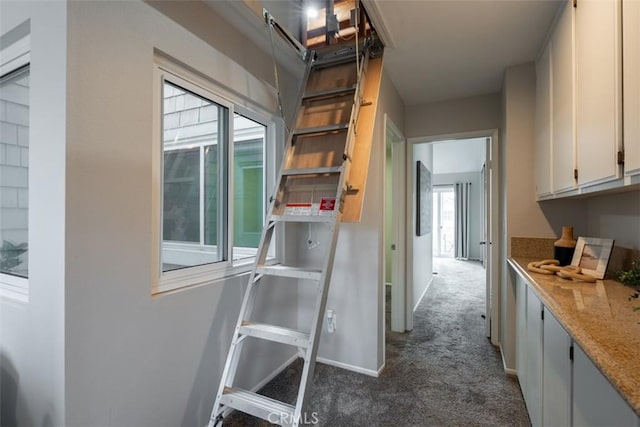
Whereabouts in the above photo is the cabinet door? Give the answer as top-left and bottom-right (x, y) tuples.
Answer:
(624, 0), (640, 176)
(515, 276), (527, 385)
(535, 44), (552, 197)
(525, 287), (543, 426)
(542, 309), (571, 427)
(573, 344), (638, 426)
(552, 0), (577, 193)
(575, 0), (622, 186)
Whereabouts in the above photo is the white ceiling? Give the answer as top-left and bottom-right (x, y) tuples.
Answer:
(364, 0), (562, 105)
(432, 138), (486, 174)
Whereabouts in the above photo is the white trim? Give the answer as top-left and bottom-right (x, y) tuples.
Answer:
(413, 276), (434, 313)
(0, 34), (30, 76)
(315, 357), (382, 378)
(0, 274), (28, 303)
(499, 343), (518, 376)
(360, 0), (396, 48)
(407, 128), (501, 346)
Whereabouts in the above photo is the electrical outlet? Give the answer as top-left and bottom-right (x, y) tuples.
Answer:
(327, 309), (336, 333)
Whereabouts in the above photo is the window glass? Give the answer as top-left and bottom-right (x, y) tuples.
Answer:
(233, 114), (265, 260)
(162, 81), (227, 272)
(0, 65), (29, 278)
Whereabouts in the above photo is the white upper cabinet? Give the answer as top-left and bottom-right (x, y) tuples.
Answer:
(624, 0), (640, 176)
(575, 0), (622, 187)
(551, 1), (576, 193)
(535, 44), (553, 197)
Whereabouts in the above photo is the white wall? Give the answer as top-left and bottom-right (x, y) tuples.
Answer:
(412, 143), (434, 311)
(63, 2), (298, 426)
(0, 2), (67, 426)
(432, 138), (486, 174)
(299, 69), (404, 375)
(405, 93), (502, 139)
(586, 191), (640, 250)
(433, 171), (483, 260)
(499, 63), (589, 371)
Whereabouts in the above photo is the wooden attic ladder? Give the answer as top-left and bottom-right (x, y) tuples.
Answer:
(209, 9), (381, 427)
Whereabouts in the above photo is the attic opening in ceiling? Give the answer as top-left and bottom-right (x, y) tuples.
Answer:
(304, 0), (372, 48)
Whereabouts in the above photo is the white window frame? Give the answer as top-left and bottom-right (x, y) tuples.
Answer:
(0, 29), (30, 302)
(152, 59), (279, 294)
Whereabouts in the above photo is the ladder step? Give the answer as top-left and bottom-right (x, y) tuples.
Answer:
(239, 322), (310, 348)
(292, 123), (349, 137)
(303, 85), (356, 101)
(271, 215), (335, 223)
(219, 387), (294, 425)
(313, 51), (358, 68)
(257, 264), (322, 280)
(282, 166), (342, 176)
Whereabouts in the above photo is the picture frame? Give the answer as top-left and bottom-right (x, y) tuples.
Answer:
(570, 237), (615, 280)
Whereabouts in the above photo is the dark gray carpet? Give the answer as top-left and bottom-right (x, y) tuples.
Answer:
(224, 258), (530, 426)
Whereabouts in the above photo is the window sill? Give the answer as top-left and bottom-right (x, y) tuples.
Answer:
(152, 257), (274, 295)
(0, 274), (28, 303)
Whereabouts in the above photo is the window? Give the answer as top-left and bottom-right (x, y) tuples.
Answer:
(154, 64), (274, 293)
(0, 64), (29, 300)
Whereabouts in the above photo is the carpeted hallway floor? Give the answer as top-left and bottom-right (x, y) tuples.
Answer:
(225, 258), (530, 426)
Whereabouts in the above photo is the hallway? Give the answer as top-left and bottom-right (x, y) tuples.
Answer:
(225, 258), (530, 426)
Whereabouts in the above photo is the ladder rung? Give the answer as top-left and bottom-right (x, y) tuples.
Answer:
(219, 387), (294, 425)
(282, 166), (342, 176)
(271, 214), (335, 223)
(239, 322), (310, 348)
(313, 52), (358, 68)
(292, 123), (349, 137)
(303, 85), (356, 101)
(257, 265), (322, 280)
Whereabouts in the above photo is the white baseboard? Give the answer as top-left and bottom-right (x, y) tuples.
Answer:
(316, 356), (381, 378)
(413, 276), (434, 312)
(498, 343), (518, 376)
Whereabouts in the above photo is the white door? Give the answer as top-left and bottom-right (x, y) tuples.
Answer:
(484, 137), (492, 338)
(387, 117), (407, 333)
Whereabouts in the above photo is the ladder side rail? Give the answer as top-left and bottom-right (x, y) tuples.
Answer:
(294, 44), (373, 423)
(293, 212), (343, 424)
(210, 53), (316, 427)
(343, 46), (371, 162)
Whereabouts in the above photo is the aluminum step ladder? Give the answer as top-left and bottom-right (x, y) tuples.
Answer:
(208, 29), (373, 427)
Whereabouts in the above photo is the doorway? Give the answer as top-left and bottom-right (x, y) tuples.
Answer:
(405, 130), (499, 341)
(432, 186), (455, 258)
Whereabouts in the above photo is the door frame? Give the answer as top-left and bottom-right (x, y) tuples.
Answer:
(384, 114), (407, 333)
(406, 129), (500, 342)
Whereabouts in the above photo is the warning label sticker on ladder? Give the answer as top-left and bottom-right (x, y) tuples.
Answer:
(284, 198), (336, 216)
(319, 198), (336, 216)
(285, 203), (312, 215)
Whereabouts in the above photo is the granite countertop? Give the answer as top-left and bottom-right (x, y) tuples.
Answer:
(509, 257), (640, 415)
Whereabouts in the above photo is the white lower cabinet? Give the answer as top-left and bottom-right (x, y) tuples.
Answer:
(573, 344), (638, 427)
(513, 271), (639, 426)
(542, 309), (571, 427)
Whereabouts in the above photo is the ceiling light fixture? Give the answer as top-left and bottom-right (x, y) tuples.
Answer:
(307, 7), (319, 19)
